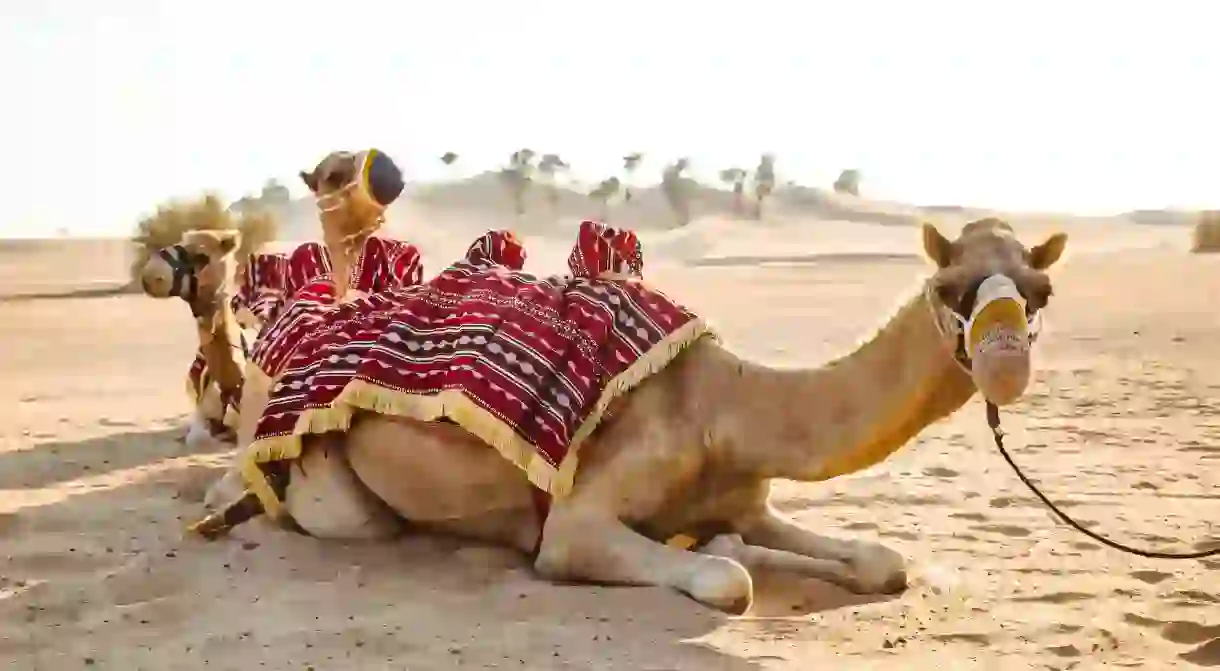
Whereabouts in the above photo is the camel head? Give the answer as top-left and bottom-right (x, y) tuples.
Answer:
(299, 149), (405, 239)
(921, 218), (1068, 406)
(140, 228), (242, 308)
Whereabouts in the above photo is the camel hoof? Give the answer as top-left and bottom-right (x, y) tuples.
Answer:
(206, 420), (236, 443)
(184, 418), (213, 451)
(686, 556), (753, 614)
(849, 543), (908, 594)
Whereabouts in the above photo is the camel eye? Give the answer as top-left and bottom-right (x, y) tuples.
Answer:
(187, 251), (211, 268)
(322, 169), (348, 189)
(934, 282), (962, 312)
(1024, 285), (1052, 312)
(323, 160), (356, 189)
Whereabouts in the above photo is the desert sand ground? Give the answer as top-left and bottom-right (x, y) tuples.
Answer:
(0, 211), (1217, 670)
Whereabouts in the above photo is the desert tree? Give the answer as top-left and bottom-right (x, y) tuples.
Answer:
(128, 193), (278, 289)
(437, 152), (461, 190)
(1192, 210), (1220, 253)
(498, 148), (536, 218)
(718, 167), (748, 215)
(537, 153), (570, 209)
(621, 152), (643, 202)
(661, 157), (693, 227)
(588, 176), (623, 222)
(834, 168), (861, 196)
(260, 178), (290, 204)
(751, 153), (776, 219)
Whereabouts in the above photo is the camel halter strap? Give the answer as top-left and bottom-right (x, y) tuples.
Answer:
(928, 278), (1220, 560)
(160, 244), (204, 309)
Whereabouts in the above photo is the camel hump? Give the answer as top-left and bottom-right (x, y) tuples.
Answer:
(567, 220), (643, 279)
(461, 230), (527, 271)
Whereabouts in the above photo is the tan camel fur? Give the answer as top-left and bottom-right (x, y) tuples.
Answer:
(206, 187), (1067, 611)
(140, 228), (248, 446)
(201, 150), (406, 522)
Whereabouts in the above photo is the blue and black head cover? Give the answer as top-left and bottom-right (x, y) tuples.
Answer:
(352, 148), (405, 209)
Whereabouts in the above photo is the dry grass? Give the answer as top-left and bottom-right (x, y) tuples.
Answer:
(1191, 211), (1220, 253)
(127, 193), (279, 284)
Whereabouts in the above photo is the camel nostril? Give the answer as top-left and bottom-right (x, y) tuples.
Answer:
(141, 272), (172, 297)
(972, 354), (1031, 407)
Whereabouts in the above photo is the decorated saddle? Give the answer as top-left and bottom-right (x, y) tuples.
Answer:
(248, 235), (424, 380)
(239, 222), (711, 519)
(184, 338), (249, 414)
(232, 251), (290, 330)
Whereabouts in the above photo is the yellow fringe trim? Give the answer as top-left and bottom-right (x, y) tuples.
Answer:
(666, 534), (699, 550)
(239, 318), (713, 518)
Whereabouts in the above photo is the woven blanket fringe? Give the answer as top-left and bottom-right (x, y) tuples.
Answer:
(239, 318), (714, 519)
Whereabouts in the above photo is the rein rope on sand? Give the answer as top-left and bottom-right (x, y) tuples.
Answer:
(928, 282), (1220, 560)
(985, 402), (1220, 560)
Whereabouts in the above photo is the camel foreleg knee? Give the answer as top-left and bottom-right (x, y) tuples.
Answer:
(534, 510), (754, 614)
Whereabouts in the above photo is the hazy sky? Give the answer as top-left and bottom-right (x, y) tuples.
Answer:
(3, 1), (1216, 236)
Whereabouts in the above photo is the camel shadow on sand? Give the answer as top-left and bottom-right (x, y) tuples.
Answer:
(0, 426), (220, 491)
(0, 282), (133, 304)
(0, 427), (899, 668)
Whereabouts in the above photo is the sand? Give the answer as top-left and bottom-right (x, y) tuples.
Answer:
(1, 203), (1217, 670)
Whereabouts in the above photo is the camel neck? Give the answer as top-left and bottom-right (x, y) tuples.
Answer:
(725, 287), (977, 482)
(193, 292), (246, 398)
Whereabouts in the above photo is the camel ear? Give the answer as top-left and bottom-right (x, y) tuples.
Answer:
(921, 222), (954, 268)
(1028, 232), (1068, 270)
(215, 229), (242, 256)
(300, 169), (319, 194)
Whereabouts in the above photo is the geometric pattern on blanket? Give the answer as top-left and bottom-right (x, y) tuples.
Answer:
(246, 236), (424, 381)
(239, 223), (712, 519)
(231, 251), (289, 330)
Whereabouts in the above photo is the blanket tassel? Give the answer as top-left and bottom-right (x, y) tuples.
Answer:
(187, 490), (264, 540)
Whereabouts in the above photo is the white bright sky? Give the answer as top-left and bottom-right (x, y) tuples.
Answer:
(3, 1), (1217, 237)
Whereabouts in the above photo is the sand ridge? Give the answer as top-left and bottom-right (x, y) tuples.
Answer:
(0, 206), (1217, 669)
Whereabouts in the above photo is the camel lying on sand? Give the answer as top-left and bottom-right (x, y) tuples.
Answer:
(139, 228), (251, 446)
(198, 174), (1066, 612)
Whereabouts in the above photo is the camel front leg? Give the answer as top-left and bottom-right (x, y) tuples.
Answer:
(735, 509), (907, 594)
(535, 510), (755, 614)
(700, 534), (859, 586)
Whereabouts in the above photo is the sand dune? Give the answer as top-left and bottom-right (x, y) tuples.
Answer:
(1, 205), (1217, 669)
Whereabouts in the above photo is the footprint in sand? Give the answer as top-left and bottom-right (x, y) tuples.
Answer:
(972, 523), (1033, 538)
(1169, 590), (1220, 606)
(1162, 621), (1220, 645)
(931, 632), (991, 645)
(1128, 570), (1173, 585)
(988, 496), (1027, 509)
(922, 466), (960, 478)
(1011, 591), (1096, 604)
(1125, 614), (1220, 665)
(950, 512), (988, 522)
(1181, 638), (1220, 667)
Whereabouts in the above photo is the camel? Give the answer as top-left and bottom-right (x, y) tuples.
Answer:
(199, 175), (1066, 612)
(139, 228), (251, 447)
